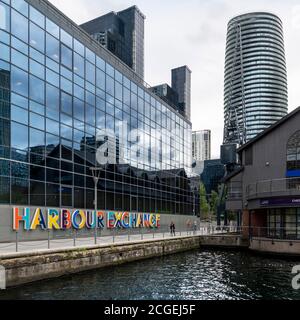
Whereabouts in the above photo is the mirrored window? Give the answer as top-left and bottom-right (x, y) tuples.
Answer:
(30, 6), (45, 28)
(11, 0), (28, 16)
(61, 44), (73, 70)
(30, 23), (45, 53)
(11, 66), (28, 97)
(11, 9), (28, 42)
(46, 18), (59, 38)
(11, 121), (28, 151)
(0, 2), (10, 31)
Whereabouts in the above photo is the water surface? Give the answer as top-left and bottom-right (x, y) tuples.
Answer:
(0, 250), (299, 300)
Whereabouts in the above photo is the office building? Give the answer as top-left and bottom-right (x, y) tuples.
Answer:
(224, 12), (288, 144)
(201, 160), (225, 195)
(172, 66), (192, 121)
(0, 0), (195, 241)
(150, 84), (179, 110)
(192, 130), (211, 162)
(80, 6), (145, 79)
(225, 107), (300, 255)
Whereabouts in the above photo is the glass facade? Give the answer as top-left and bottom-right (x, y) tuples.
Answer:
(287, 131), (300, 172)
(224, 12), (288, 143)
(0, 0), (194, 215)
(267, 208), (300, 240)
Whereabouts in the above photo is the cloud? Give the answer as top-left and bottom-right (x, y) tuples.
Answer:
(49, 0), (300, 158)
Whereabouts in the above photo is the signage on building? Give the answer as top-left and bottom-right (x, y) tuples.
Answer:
(13, 208), (161, 231)
(260, 198), (300, 207)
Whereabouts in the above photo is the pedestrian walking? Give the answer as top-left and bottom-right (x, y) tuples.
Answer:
(193, 221), (197, 235)
(170, 221), (176, 236)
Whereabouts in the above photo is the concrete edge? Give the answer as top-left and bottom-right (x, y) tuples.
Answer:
(0, 235), (198, 260)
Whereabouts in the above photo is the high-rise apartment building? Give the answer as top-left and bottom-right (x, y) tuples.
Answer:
(192, 130), (211, 161)
(224, 12), (288, 145)
(172, 66), (192, 121)
(80, 6), (145, 79)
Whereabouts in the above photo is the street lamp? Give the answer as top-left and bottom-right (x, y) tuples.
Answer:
(90, 166), (102, 245)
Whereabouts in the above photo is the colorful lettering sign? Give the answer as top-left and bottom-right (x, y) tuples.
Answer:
(12, 208), (161, 232)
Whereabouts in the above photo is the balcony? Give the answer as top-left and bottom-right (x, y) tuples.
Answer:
(247, 177), (300, 200)
(226, 181), (243, 211)
(227, 181), (243, 200)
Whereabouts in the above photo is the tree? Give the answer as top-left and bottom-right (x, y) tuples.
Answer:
(210, 190), (219, 217)
(199, 183), (210, 220)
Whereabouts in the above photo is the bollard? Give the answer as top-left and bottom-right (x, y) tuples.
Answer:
(48, 230), (50, 250)
(113, 229), (115, 244)
(73, 230), (76, 247)
(94, 228), (97, 245)
(16, 231), (18, 253)
(128, 230), (130, 242)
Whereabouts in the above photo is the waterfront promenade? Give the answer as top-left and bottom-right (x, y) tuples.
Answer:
(0, 226), (231, 256)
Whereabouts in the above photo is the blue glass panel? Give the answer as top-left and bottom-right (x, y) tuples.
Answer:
(11, 9), (28, 42)
(11, 105), (28, 125)
(61, 91), (73, 115)
(30, 127), (45, 151)
(60, 29), (72, 48)
(46, 83), (59, 109)
(86, 47), (95, 64)
(30, 75), (45, 104)
(11, 66), (28, 97)
(11, 0), (28, 17)
(30, 47), (44, 64)
(30, 59), (45, 79)
(29, 6), (45, 28)
(106, 75), (114, 96)
(96, 56), (105, 71)
(96, 68), (105, 90)
(0, 43), (9, 61)
(0, 2), (10, 31)
(74, 39), (84, 56)
(74, 52), (84, 77)
(30, 100), (44, 116)
(60, 124), (72, 141)
(30, 112), (44, 131)
(106, 64), (114, 78)
(30, 22), (45, 53)
(61, 76), (72, 94)
(11, 49), (28, 71)
(11, 121), (28, 150)
(73, 97), (84, 122)
(46, 68), (59, 86)
(46, 33), (60, 62)
(86, 61), (95, 84)
(46, 18), (59, 38)
(61, 44), (72, 70)
(46, 118), (59, 135)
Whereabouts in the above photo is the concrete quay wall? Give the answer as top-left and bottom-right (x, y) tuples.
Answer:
(0, 237), (201, 288)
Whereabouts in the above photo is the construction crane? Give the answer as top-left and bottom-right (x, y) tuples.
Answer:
(218, 22), (246, 227)
(224, 22), (247, 146)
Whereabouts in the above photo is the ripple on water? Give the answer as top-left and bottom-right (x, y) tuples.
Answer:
(0, 250), (300, 300)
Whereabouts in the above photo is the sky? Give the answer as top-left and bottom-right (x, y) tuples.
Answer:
(49, 0), (300, 158)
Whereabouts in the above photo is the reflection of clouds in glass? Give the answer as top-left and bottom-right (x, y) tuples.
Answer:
(0, 6), (6, 30)
(292, 5), (300, 29)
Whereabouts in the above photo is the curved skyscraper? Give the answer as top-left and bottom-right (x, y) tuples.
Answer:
(224, 12), (288, 144)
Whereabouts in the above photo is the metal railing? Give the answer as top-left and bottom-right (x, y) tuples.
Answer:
(247, 177), (300, 198)
(0, 224), (239, 254)
(227, 181), (243, 200)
